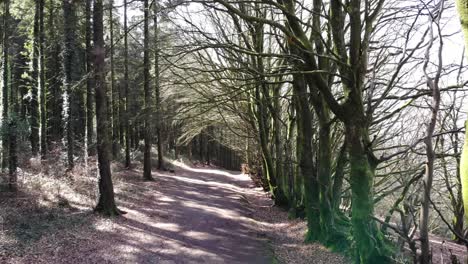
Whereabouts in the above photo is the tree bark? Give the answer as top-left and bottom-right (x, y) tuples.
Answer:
(93, 0), (120, 216)
(86, 0), (95, 156)
(456, 0), (468, 227)
(3, 0), (14, 190)
(332, 140), (347, 211)
(142, 0), (153, 181)
(62, 0), (80, 170)
(154, 1), (164, 170)
(39, 0), (46, 158)
(46, 1), (62, 144)
(109, 0), (119, 158)
(292, 73), (321, 242)
(30, 0), (40, 157)
(420, 12), (443, 262)
(123, 0), (131, 168)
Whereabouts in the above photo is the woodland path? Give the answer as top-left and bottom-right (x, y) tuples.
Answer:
(104, 164), (273, 264)
(8, 163), (274, 264)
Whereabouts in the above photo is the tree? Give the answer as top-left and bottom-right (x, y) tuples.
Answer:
(93, 0), (121, 216)
(86, 0), (95, 156)
(39, 0), (46, 158)
(456, 0), (468, 223)
(154, 0), (164, 170)
(109, 0), (119, 157)
(419, 3), (444, 261)
(62, 0), (80, 170)
(143, 0), (153, 181)
(30, 0), (40, 156)
(3, 0), (13, 190)
(123, 0), (131, 168)
(45, 0), (63, 144)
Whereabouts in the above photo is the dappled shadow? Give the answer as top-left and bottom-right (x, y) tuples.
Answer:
(1, 161), (275, 263)
(0, 189), (95, 259)
(87, 165), (272, 263)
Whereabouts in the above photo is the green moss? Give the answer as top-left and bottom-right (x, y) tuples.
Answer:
(348, 152), (393, 263)
(456, 0), (468, 50)
(458, 0), (468, 219)
(460, 121), (468, 218)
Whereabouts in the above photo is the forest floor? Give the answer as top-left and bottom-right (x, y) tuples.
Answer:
(0, 157), (348, 264)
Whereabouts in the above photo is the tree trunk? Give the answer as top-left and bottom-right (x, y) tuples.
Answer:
(109, 0), (119, 158)
(30, 1), (40, 157)
(154, 2), (164, 170)
(62, 0), (79, 170)
(292, 73), (321, 241)
(46, 1), (62, 144)
(317, 111), (334, 241)
(453, 156), (465, 243)
(456, 0), (468, 229)
(273, 85), (286, 204)
(123, 0), (131, 168)
(142, 0), (153, 181)
(420, 14), (443, 262)
(332, 140), (347, 211)
(345, 121), (388, 263)
(39, 0), (46, 158)
(3, 0), (13, 189)
(8, 26), (26, 193)
(256, 84), (282, 203)
(93, 0), (120, 216)
(85, 0), (95, 156)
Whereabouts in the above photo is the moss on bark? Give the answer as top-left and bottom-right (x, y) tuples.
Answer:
(348, 153), (390, 263)
(456, 1), (468, 220)
(461, 121), (468, 218)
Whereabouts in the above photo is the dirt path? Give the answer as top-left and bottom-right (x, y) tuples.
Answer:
(107, 164), (273, 264)
(5, 163), (273, 264)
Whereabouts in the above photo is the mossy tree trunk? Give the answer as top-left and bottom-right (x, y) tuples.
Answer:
(256, 84), (276, 194)
(345, 120), (387, 263)
(456, 0), (468, 225)
(252, 12), (287, 206)
(332, 140), (347, 211)
(292, 73), (321, 242)
(316, 104), (334, 242)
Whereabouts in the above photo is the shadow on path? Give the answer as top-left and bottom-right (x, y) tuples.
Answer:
(78, 164), (273, 264)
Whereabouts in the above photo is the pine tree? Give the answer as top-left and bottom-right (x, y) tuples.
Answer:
(93, 0), (121, 216)
(143, 0), (153, 181)
(86, 0), (95, 156)
(39, 0), (46, 158)
(62, 0), (80, 169)
(124, 0), (131, 168)
(154, 0), (164, 170)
